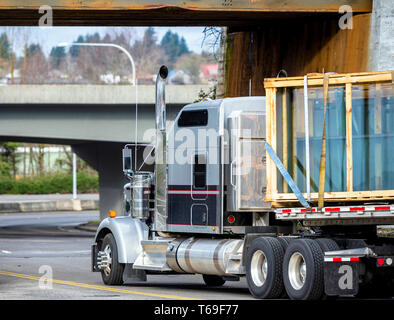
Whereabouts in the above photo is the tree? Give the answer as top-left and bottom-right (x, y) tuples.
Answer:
(160, 30), (189, 66)
(132, 27), (165, 75)
(0, 160), (11, 178)
(178, 37), (189, 56)
(49, 46), (66, 68)
(202, 27), (223, 59)
(175, 52), (215, 84)
(27, 43), (41, 57)
(20, 27), (31, 84)
(175, 53), (202, 83)
(0, 33), (10, 60)
(0, 142), (20, 178)
(142, 27), (156, 51)
(25, 44), (48, 84)
(70, 35), (84, 58)
(85, 32), (101, 43)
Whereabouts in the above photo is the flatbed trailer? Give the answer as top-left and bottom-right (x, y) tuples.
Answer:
(91, 68), (394, 300)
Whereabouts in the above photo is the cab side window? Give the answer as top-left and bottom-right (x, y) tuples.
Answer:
(178, 109), (208, 127)
(193, 154), (206, 189)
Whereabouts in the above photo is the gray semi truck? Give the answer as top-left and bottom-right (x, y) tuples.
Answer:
(91, 66), (394, 300)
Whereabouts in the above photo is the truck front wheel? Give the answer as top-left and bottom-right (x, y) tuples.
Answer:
(246, 237), (285, 299)
(99, 233), (125, 285)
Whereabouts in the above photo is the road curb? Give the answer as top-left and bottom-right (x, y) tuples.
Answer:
(0, 199), (99, 214)
(75, 223), (98, 232)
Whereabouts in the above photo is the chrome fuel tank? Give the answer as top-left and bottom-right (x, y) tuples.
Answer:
(130, 172), (152, 219)
(172, 238), (244, 276)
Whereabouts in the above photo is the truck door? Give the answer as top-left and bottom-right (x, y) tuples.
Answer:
(167, 107), (220, 234)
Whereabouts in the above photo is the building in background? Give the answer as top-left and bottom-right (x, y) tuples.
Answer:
(200, 64), (218, 85)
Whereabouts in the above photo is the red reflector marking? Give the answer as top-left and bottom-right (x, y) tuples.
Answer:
(350, 257), (359, 262)
(350, 207), (365, 211)
(375, 206), (390, 211)
(333, 257), (342, 262)
(282, 209), (292, 213)
(378, 258), (385, 266)
(325, 208), (340, 212)
(227, 215), (235, 224)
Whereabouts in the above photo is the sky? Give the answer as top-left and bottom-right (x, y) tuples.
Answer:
(0, 26), (210, 57)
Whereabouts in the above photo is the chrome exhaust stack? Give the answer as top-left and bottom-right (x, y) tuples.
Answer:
(155, 65), (168, 132)
(154, 65), (169, 231)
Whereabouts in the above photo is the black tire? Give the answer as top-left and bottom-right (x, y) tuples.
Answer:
(202, 274), (226, 287)
(283, 239), (324, 300)
(315, 238), (340, 300)
(278, 237), (293, 252)
(315, 238), (340, 253)
(246, 237), (285, 299)
(100, 233), (125, 285)
(277, 237), (294, 299)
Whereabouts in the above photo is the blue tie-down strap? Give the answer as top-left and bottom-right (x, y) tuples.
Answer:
(265, 141), (311, 210)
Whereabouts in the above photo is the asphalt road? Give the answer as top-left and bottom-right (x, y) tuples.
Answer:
(0, 211), (252, 300)
(1, 212), (392, 303)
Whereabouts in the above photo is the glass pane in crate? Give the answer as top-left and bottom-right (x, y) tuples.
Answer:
(276, 86), (346, 193)
(352, 83), (394, 191)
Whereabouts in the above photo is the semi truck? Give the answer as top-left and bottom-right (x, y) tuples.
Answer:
(91, 66), (394, 300)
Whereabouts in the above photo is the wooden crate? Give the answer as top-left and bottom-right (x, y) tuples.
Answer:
(264, 70), (394, 205)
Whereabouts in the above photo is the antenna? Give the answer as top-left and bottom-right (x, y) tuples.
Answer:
(135, 79), (138, 173)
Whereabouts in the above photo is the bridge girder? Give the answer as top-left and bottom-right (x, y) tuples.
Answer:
(0, 0), (372, 26)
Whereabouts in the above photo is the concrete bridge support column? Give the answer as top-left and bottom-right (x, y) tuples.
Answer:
(73, 142), (153, 220)
(368, 0), (394, 71)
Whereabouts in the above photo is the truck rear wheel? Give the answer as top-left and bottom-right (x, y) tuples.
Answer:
(283, 239), (324, 300)
(278, 236), (293, 252)
(100, 233), (124, 285)
(246, 237), (285, 299)
(315, 238), (340, 253)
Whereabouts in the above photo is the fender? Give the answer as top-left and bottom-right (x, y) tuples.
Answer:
(94, 216), (149, 264)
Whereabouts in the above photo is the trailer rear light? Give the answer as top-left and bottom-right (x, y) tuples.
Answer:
(228, 215), (235, 224)
(376, 257), (394, 267)
(109, 210), (117, 218)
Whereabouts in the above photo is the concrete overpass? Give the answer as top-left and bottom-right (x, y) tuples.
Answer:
(0, 84), (210, 219)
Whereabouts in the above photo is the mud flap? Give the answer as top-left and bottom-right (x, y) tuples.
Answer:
(324, 261), (359, 296)
(123, 264), (147, 283)
(91, 244), (99, 272)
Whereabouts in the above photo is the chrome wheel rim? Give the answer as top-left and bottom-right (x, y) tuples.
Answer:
(288, 252), (306, 290)
(102, 244), (112, 276)
(250, 250), (268, 287)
